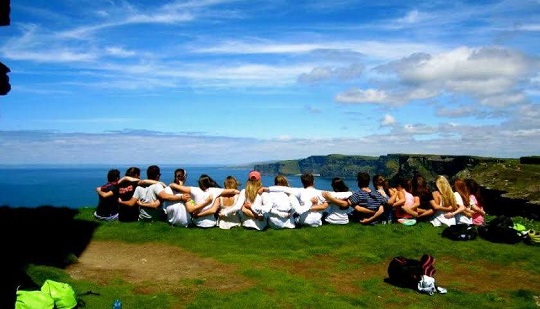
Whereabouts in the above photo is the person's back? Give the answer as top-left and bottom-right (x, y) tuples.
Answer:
(297, 173), (327, 227)
(118, 166), (141, 222)
(94, 169), (120, 221)
(217, 176), (241, 229)
(324, 177), (352, 225)
(135, 165), (166, 221)
(164, 168), (192, 227)
(266, 175), (297, 229)
(348, 172), (387, 224)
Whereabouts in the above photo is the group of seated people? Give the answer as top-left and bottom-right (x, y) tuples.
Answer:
(94, 165), (486, 230)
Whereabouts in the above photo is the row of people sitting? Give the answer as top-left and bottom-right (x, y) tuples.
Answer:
(94, 165), (486, 230)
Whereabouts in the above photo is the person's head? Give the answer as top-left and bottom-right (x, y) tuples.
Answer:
(356, 172), (370, 188)
(331, 177), (349, 192)
(245, 170), (262, 202)
(411, 173), (429, 196)
(147, 165), (161, 181)
(107, 169), (121, 182)
(400, 177), (412, 193)
(224, 176), (240, 189)
(198, 174), (220, 190)
(125, 166), (140, 178)
(453, 178), (470, 207)
(174, 168), (188, 184)
(436, 175), (456, 210)
(465, 178), (483, 203)
(373, 174), (385, 188)
(274, 175), (289, 186)
(300, 173), (314, 188)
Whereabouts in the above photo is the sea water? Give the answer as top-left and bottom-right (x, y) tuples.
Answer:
(0, 165), (339, 208)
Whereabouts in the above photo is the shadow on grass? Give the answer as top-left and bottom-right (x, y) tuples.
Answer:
(0, 205), (99, 308)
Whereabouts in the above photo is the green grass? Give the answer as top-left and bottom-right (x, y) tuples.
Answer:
(24, 208), (540, 309)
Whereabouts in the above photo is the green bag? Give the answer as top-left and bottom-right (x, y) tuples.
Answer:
(15, 290), (55, 309)
(40, 280), (78, 309)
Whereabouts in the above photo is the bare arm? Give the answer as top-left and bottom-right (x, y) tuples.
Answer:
(322, 191), (349, 208)
(138, 199), (160, 209)
(118, 197), (138, 207)
(359, 205), (384, 224)
(169, 183), (192, 194)
(310, 197), (329, 211)
(192, 195), (216, 217)
(96, 186), (114, 198)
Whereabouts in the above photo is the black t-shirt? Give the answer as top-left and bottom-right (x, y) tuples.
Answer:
(95, 182), (119, 217)
(117, 180), (140, 222)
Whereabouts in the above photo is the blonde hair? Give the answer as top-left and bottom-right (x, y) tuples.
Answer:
(224, 176), (240, 190)
(436, 176), (457, 210)
(245, 179), (262, 202)
(274, 175), (289, 186)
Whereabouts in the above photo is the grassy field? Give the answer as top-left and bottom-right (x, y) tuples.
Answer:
(24, 208), (540, 309)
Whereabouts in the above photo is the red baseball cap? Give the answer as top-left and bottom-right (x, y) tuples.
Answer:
(248, 170), (261, 181)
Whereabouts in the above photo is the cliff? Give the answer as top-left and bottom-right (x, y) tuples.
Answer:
(254, 154), (540, 219)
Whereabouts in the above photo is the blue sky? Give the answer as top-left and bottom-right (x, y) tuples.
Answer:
(0, 0), (539, 166)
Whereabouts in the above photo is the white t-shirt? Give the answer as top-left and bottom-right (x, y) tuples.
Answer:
(189, 187), (224, 228)
(162, 186), (191, 227)
(264, 191), (297, 229)
(323, 191), (352, 225)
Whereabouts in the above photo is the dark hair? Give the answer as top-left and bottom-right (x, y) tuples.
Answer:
(356, 172), (370, 188)
(465, 178), (484, 205)
(125, 166), (140, 177)
(300, 173), (314, 188)
(399, 177), (412, 192)
(198, 174), (220, 190)
(331, 177), (349, 192)
(373, 174), (385, 188)
(147, 165), (161, 180)
(174, 168), (187, 182)
(411, 173), (430, 197)
(107, 169), (121, 182)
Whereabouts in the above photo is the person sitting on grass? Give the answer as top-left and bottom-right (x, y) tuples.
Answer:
(430, 175), (459, 227)
(263, 175), (299, 229)
(265, 173), (328, 227)
(411, 173), (435, 222)
(322, 177), (352, 225)
(118, 165), (189, 222)
(162, 169), (216, 227)
(211, 176), (242, 229)
(465, 178), (486, 225)
(391, 177), (417, 222)
(220, 170), (270, 231)
(449, 178), (473, 225)
(324, 172), (386, 225)
(169, 174), (240, 228)
(94, 168), (121, 221)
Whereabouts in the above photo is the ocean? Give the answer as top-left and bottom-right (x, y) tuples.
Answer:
(0, 165), (339, 209)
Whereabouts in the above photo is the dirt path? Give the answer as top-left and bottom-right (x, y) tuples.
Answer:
(66, 240), (252, 305)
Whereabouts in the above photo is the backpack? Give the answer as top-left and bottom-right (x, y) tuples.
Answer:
(478, 216), (526, 244)
(16, 280), (78, 309)
(442, 224), (478, 241)
(387, 254), (435, 289)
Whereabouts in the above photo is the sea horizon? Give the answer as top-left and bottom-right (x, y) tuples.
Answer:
(0, 165), (339, 209)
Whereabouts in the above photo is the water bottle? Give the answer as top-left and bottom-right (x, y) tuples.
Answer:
(112, 299), (122, 309)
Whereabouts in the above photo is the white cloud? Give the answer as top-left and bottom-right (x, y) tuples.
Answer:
(335, 88), (389, 104)
(381, 114), (396, 126)
(297, 63), (364, 83)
